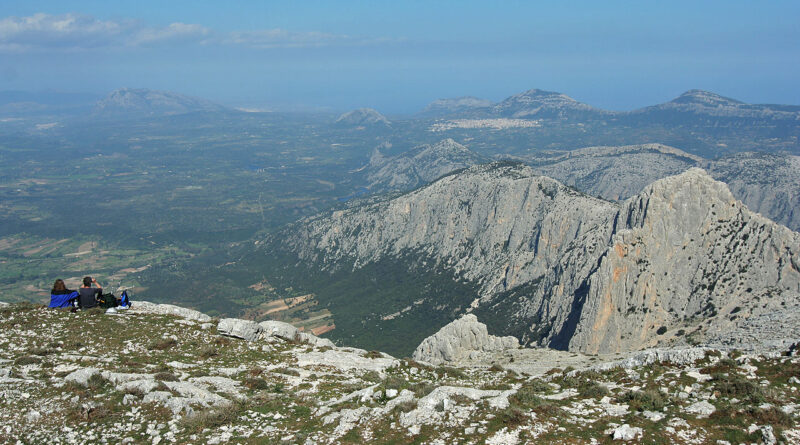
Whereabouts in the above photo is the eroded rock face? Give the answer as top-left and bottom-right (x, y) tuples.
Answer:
(412, 314), (518, 365)
(365, 139), (486, 193)
(277, 164), (800, 354)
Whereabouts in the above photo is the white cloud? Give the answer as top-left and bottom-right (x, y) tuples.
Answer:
(226, 29), (355, 49)
(0, 12), (389, 53)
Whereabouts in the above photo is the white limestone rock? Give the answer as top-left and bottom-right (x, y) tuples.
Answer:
(685, 400), (716, 418)
(130, 301), (211, 323)
(610, 424), (642, 441)
(64, 368), (101, 386)
(217, 318), (262, 342)
(412, 314), (518, 365)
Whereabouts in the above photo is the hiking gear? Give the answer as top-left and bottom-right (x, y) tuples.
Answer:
(119, 290), (131, 308)
(97, 292), (118, 309)
(49, 291), (78, 309)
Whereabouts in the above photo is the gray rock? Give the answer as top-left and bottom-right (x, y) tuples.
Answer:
(64, 368), (100, 386)
(413, 314), (518, 365)
(611, 424), (642, 441)
(685, 400), (716, 418)
(217, 318), (262, 342)
(258, 320), (298, 341)
(130, 301), (211, 323)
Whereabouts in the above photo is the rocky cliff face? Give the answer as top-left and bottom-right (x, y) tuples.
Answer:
(364, 139), (487, 192)
(569, 169), (800, 353)
(707, 152), (800, 233)
(276, 164), (800, 354)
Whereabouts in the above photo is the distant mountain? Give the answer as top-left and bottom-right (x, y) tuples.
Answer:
(334, 108), (390, 127)
(635, 89), (800, 119)
(707, 152), (800, 232)
(419, 96), (492, 117)
(522, 145), (800, 232)
(491, 89), (609, 120)
(264, 164), (800, 355)
(94, 88), (228, 117)
(364, 138), (487, 192)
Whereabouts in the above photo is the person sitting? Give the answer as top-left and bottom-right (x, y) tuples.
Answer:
(49, 279), (78, 309)
(78, 276), (103, 309)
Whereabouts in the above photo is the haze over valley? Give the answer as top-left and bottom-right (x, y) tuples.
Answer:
(2, 2), (800, 443)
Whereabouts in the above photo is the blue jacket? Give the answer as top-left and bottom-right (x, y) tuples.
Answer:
(49, 290), (78, 308)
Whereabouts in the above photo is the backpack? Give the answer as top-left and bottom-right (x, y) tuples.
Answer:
(97, 292), (118, 309)
(119, 290), (131, 308)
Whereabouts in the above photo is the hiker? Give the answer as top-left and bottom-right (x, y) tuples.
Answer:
(78, 276), (103, 309)
(49, 279), (78, 309)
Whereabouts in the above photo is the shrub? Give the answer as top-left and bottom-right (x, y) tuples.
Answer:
(713, 374), (764, 404)
(243, 377), (270, 390)
(154, 372), (179, 382)
(363, 350), (383, 359)
(198, 346), (218, 359)
(579, 382), (609, 398)
(148, 338), (177, 351)
(618, 389), (667, 411)
(14, 356), (42, 366)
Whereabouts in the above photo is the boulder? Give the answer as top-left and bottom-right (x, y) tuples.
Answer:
(64, 368), (101, 387)
(412, 314), (518, 365)
(217, 318), (262, 342)
(130, 301), (212, 323)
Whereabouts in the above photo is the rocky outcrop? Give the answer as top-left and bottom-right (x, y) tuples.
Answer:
(412, 314), (518, 365)
(217, 317), (335, 348)
(276, 164), (800, 354)
(130, 301), (212, 323)
(364, 138), (486, 192)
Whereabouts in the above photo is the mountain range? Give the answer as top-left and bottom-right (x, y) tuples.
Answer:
(362, 140), (800, 232)
(260, 163), (800, 356)
(422, 88), (800, 122)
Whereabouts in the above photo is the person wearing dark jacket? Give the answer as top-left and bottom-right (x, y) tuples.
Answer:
(78, 276), (103, 309)
(49, 279), (78, 309)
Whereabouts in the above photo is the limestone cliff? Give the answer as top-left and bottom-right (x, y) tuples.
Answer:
(275, 164), (800, 354)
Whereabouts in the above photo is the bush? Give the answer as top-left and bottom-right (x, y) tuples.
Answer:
(148, 338), (177, 351)
(14, 356), (42, 366)
(154, 372), (179, 382)
(243, 377), (270, 390)
(198, 346), (218, 359)
(618, 389), (667, 411)
(578, 382), (609, 398)
(713, 374), (765, 404)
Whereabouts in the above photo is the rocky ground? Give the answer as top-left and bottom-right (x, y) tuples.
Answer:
(1, 302), (799, 444)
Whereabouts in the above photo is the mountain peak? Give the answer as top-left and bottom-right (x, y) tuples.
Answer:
(94, 88), (227, 116)
(492, 88), (603, 118)
(335, 108), (390, 126)
(670, 90), (744, 107)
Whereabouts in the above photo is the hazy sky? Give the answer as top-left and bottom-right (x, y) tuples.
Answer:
(1, 1), (798, 113)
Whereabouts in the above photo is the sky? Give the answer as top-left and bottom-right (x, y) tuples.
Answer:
(1, 0), (799, 114)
